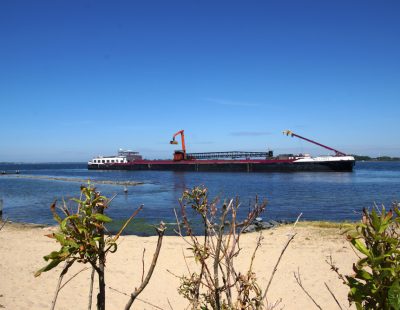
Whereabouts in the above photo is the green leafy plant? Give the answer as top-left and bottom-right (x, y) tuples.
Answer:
(36, 183), (165, 310)
(331, 203), (400, 310)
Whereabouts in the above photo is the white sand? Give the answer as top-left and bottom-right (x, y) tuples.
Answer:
(0, 222), (356, 309)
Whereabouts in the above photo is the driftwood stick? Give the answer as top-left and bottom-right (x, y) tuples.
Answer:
(263, 213), (302, 299)
(124, 222), (166, 310)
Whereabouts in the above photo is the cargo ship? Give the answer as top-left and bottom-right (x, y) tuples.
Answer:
(87, 130), (355, 172)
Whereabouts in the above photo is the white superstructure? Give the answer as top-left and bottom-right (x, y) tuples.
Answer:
(88, 149), (142, 166)
(293, 155), (355, 163)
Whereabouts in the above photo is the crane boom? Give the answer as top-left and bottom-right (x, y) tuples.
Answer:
(170, 130), (186, 160)
(283, 130), (346, 156)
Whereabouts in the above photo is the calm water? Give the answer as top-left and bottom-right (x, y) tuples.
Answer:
(1, 162), (399, 234)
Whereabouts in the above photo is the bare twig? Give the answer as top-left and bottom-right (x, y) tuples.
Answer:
(88, 267), (95, 310)
(112, 205), (143, 242)
(213, 200), (232, 309)
(59, 267), (89, 291)
(0, 218), (8, 232)
(324, 282), (343, 310)
(50, 260), (74, 310)
(181, 248), (191, 274)
(176, 187), (267, 309)
(167, 298), (174, 310)
(265, 298), (282, 310)
(124, 222), (166, 310)
(141, 248), (146, 283)
(109, 286), (165, 310)
(249, 233), (263, 272)
(173, 208), (182, 236)
(263, 213), (302, 299)
(293, 268), (322, 309)
(326, 255), (347, 284)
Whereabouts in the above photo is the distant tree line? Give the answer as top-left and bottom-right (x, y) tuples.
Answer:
(352, 155), (400, 161)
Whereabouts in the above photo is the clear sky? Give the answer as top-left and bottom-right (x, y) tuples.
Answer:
(1, 1), (399, 162)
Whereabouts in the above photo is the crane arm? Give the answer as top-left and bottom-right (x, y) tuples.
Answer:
(170, 130), (186, 155)
(283, 130), (346, 156)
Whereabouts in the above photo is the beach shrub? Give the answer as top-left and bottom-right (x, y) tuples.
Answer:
(175, 186), (271, 309)
(36, 184), (165, 310)
(335, 204), (400, 309)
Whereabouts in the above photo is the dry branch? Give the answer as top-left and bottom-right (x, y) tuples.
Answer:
(176, 186), (267, 309)
(263, 213), (302, 299)
(88, 268), (95, 310)
(50, 260), (74, 310)
(324, 282), (343, 310)
(108, 286), (165, 310)
(59, 267), (89, 291)
(0, 218), (8, 232)
(124, 222), (166, 310)
(293, 268), (322, 310)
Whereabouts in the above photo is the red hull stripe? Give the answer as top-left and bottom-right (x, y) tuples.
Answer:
(113, 159), (296, 166)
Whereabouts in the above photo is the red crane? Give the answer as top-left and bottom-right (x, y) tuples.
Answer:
(170, 130), (187, 161)
(283, 130), (346, 156)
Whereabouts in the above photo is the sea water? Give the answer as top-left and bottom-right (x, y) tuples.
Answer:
(0, 162), (399, 234)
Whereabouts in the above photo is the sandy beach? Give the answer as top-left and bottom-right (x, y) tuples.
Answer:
(0, 221), (356, 309)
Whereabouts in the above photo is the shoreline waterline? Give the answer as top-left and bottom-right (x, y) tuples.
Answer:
(0, 218), (357, 236)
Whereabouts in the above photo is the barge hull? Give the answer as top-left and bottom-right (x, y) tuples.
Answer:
(88, 160), (355, 172)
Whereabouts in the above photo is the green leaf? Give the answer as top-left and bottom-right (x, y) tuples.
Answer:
(54, 233), (66, 245)
(355, 302), (363, 310)
(352, 238), (370, 256)
(35, 259), (62, 277)
(371, 209), (381, 232)
(44, 251), (62, 261)
(92, 213), (112, 223)
(64, 238), (79, 249)
(60, 218), (68, 231)
(389, 280), (400, 310)
(354, 268), (372, 281)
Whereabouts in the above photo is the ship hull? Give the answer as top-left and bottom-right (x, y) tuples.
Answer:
(88, 159), (355, 172)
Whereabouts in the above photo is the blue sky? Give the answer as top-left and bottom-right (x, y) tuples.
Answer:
(0, 1), (399, 162)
